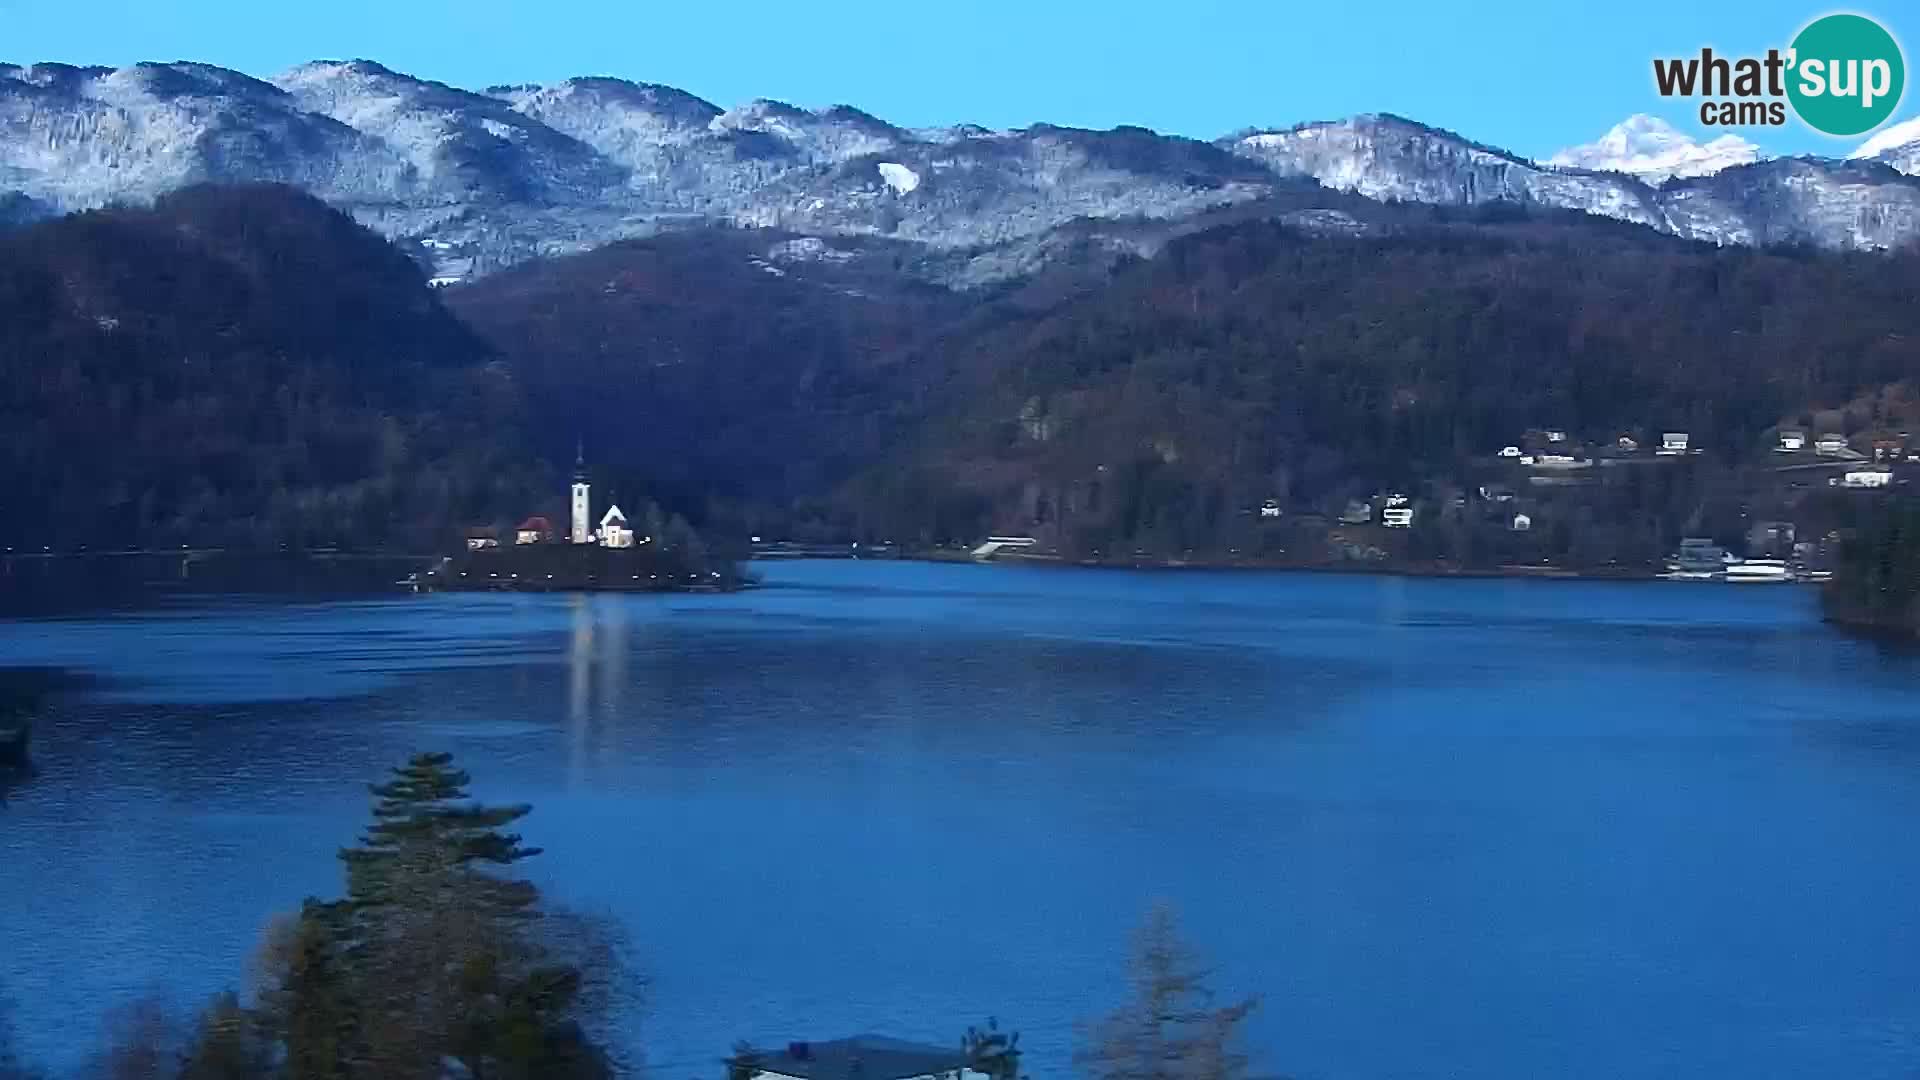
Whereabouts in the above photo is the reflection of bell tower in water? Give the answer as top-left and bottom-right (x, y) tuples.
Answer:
(565, 593), (629, 786)
(570, 440), (591, 545)
(568, 594), (592, 785)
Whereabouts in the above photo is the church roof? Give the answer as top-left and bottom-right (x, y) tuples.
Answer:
(600, 505), (628, 526)
(517, 516), (554, 533)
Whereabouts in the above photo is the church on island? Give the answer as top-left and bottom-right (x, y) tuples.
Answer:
(475, 448), (637, 552)
(433, 446), (734, 594)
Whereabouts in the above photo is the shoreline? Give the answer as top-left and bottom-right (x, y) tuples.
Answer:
(779, 549), (1821, 586)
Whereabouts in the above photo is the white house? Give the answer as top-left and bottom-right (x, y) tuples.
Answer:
(1497, 446), (1523, 458)
(1511, 513), (1532, 532)
(465, 529), (499, 551)
(1777, 430), (1807, 452)
(1815, 433), (1849, 456)
(1259, 499), (1282, 519)
(728, 1036), (993, 1080)
(514, 516), (554, 545)
(1658, 432), (1690, 455)
(1381, 495), (1414, 528)
(599, 505), (635, 548)
(1841, 469), (1894, 489)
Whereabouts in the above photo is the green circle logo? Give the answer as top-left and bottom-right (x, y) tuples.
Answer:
(1788, 14), (1905, 136)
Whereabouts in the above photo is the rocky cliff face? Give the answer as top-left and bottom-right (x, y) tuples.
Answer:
(4, 61), (1919, 284)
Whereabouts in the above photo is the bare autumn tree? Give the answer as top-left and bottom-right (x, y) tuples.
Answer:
(177, 993), (273, 1080)
(1076, 904), (1259, 1080)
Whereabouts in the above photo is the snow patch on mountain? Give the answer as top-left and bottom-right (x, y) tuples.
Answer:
(877, 162), (919, 194)
(1849, 115), (1920, 175)
(1548, 114), (1759, 181)
(711, 99), (901, 163)
(6, 62), (1920, 287)
(768, 236), (855, 263)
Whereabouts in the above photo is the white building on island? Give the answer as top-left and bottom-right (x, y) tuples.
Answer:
(599, 505), (635, 548)
(570, 444), (592, 545)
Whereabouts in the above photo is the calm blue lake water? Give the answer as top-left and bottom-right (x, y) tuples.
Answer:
(4, 561), (1920, 1079)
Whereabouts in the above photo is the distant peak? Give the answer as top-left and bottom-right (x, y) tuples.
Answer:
(1549, 114), (1760, 181)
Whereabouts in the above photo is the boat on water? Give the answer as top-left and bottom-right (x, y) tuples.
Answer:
(1725, 559), (1792, 583)
(1663, 538), (1735, 580)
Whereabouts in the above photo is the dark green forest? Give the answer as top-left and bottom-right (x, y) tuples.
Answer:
(454, 206), (1920, 560)
(1825, 496), (1920, 635)
(7, 184), (1920, 566)
(847, 217), (1920, 554)
(0, 186), (536, 550)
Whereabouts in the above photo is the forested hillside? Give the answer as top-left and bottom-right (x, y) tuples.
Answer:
(848, 215), (1920, 553)
(9, 185), (1920, 560)
(444, 228), (977, 518)
(1825, 498), (1920, 635)
(0, 185), (536, 549)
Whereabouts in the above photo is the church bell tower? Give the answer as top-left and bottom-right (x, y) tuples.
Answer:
(570, 441), (591, 545)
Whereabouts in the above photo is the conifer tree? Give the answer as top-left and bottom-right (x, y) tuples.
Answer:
(338, 751), (539, 920)
(254, 752), (611, 1080)
(1077, 905), (1259, 1080)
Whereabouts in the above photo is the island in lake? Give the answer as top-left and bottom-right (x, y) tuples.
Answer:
(423, 448), (745, 593)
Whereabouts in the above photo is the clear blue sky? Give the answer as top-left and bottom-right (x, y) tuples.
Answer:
(1, 0), (1911, 159)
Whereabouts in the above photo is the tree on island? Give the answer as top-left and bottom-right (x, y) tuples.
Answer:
(238, 752), (622, 1080)
(1077, 905), (1259, 1080)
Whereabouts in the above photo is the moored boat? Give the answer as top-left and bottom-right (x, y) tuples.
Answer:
(1726, 559), (1792, 583)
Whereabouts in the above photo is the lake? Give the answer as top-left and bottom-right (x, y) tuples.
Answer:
(3, 560), (1920, 1079)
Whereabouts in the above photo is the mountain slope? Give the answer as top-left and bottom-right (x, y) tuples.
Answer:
(0, 184), (533, 548)
(1851, 115), (1920, 175)
(443, 227), (974, 512)
(843, 214), (1920, 551)
(6, 61), (1920, 284)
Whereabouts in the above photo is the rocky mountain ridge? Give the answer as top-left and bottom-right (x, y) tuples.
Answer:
(4, 59), (1920, 284)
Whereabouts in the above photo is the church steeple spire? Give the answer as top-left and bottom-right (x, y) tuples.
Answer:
(569, 438), (591, 544)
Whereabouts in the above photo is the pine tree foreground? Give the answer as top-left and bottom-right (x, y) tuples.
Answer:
(1076, 906), (1259, 1080)
(231, 752), (622, 1080)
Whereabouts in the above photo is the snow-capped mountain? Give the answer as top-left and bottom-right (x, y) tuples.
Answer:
(1220, 114), (1920, 249)
(1850, 115), (1920, 175)
(1224, 115), (1666, 228)
(4, 61), (1920, 286)
(1548, 114), (1760, 181)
